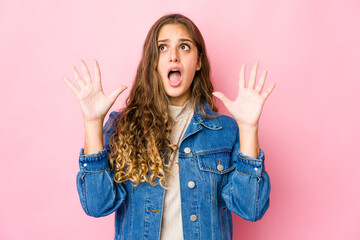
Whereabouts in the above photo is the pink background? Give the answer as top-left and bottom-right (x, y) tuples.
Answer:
(1, 0), (359, 239)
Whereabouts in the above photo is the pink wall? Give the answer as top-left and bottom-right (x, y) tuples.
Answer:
(1, 0), (359, 239)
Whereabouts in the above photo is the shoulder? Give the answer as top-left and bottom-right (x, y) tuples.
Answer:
(215, 113), (236, 124)
(104, 111), (123, 135)
(214, 113), (238, 132)
(103, 111), (123, 147)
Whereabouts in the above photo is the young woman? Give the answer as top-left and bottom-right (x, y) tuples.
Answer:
(64, 13), (275, 240)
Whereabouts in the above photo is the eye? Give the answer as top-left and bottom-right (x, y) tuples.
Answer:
(158, 45), (167, 51)
(180, 44), (190, 51)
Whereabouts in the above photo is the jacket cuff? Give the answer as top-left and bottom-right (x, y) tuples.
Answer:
(235, 149), (265, 177)
(79, 147), (109, 172)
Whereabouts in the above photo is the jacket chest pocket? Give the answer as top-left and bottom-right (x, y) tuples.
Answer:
(197, 151), (235, 202)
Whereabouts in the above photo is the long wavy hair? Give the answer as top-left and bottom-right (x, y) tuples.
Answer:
(108, 13), (218, 189)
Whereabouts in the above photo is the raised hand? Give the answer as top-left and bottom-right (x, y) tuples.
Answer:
(212, 62), (275, 128)
(64, 59), (127, 123)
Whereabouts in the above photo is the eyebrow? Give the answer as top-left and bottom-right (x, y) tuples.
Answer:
(157, 38), (193, 44)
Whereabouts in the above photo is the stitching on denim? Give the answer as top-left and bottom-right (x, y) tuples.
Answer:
(197, 148), (232, 156)
(255, 175), (260, 220)
(200, 164), (235, 175)
(201, 173), (217, 203)
(235, 168), (265, 177)
(178, 148), (232, 158)
(129, 183), (133, 240)
(148, 209), (160, 213)
(223, 205), (229, 239)
(202, 173), (218, 203)
(201, 118), (222, 130)
(81, 149), (108, 159)
(192, 158), (201, 240)
(235, 169), (249, 175)
(126, 181), (141, 193)
(82, 166), (109, 173)
(212, 172), (216, 201)
(203, 194), (217, 202)
(158, 184), (166, 238)
(81, 174), (90, 215)
(201, 168), (209, 201)
(200, 166), (235, 175)
(128, 185), (139, 193)
(105, 169), (113, 185)
(237, 154), (263, 162)
(143, 182), (150, 239)
(220, 170), (226, 190)
(212, 176), (217, 239)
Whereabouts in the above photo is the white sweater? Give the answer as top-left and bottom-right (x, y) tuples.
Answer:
(160, 99), (195, 240)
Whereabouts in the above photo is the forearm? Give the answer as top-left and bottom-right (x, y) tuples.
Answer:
(237, 123), (260, 158)
(84, 119), (105, 154)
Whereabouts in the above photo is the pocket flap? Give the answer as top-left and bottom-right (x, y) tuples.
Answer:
(197, 151), (235, 174)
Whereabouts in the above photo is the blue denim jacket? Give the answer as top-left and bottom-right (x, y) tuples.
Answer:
(76, 102), (270, 240)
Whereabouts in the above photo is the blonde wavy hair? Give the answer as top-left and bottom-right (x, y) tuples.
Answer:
(108, 13), (218, 189)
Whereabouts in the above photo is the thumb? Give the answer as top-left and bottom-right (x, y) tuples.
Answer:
(108, 85), (128, 104)
(212, 91), (232, 108)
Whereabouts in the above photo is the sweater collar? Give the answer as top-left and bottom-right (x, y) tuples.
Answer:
(168, 99), (222, 130)
(168, 98), (195, 120)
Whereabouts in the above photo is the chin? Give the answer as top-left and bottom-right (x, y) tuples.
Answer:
(166, 91), (185, 98)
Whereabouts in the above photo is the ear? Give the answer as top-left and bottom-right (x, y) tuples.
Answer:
(196, 54), (202, 71)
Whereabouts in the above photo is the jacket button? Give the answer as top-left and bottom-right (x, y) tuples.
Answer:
(187, 181), (195, 188)
(190, 214), (197, 221)
(83, 163), (87, 167)
(184, 147), (191, 153)
(217, 164), (224, 171)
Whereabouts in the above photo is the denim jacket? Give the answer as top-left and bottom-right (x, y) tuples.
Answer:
(76, 102), (270, 240)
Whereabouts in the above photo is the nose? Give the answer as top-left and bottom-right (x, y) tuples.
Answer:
(169, 48), (179, 63)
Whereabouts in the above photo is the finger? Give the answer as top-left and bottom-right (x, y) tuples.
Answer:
(64, 76), (79, 95)
(255, 70), (268, 93)
(262, 82), (276, 100)
(248, 62), (259, 89)
(93, 59), (102, 89)
(80, 59), (92, 85)
(108, 85), (128, 104)
(212, 91), (232, 109)
(72, 66), (85, 88)
(238, 63), (246, 88)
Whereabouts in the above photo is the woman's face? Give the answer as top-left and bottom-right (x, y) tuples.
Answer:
(157, 24), (201, 106)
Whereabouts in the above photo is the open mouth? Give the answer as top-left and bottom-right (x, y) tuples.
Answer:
(167, 68), (182, 87)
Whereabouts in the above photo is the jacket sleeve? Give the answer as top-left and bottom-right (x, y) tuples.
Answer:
(221, 126), (271, 222)
(76, 111), (127, 218)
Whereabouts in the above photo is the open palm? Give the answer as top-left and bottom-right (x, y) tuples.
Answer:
(212, 62), (275, 127)
(64, 59), (127, 122)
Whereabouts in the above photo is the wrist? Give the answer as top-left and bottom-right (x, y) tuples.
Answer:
(237, 122), (259, 131)
(83, 120), (104, 155)
(84, 118), (104, 128)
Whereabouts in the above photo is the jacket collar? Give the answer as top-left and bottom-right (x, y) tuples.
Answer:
(174, 101), (222, 148)
(194, 101), (222, 130)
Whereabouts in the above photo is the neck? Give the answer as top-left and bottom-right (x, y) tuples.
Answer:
(169, 93), (191, 107)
